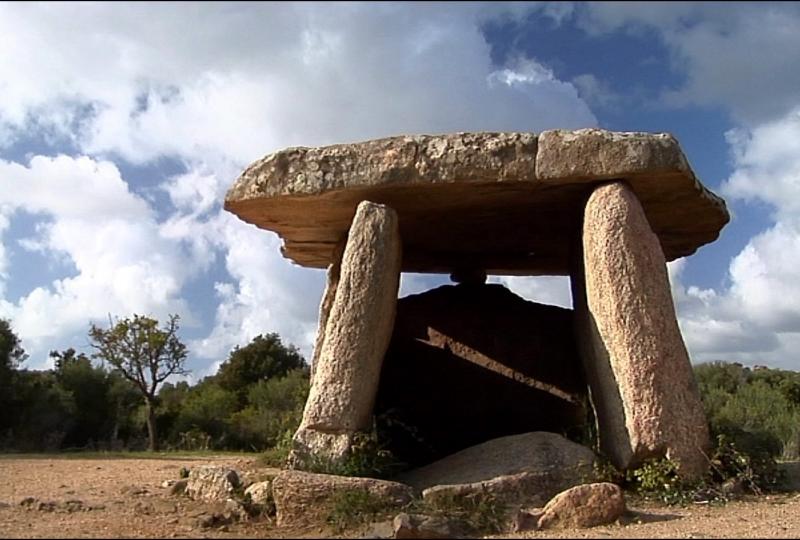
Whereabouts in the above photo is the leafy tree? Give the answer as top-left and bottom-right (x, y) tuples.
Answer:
(0, 319), (27, 434)
(88, 314), (189, 451)
(173, 380), (238, 448)
(215, 333), (306, 404)
(10, 370), (76, 451)
(0, 318), (26, 370)
(51, 348), (113, 448)
(228, 368), (310, 450)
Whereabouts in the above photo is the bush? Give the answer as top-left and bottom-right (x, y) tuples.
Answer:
(326, 489), (400, 533)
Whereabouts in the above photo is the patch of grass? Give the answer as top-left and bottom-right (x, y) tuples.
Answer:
(257, 429), (294, 468)
(325, 489), (400, 533)
(410, 491), (507, 535)
(293, 428), (406, 479)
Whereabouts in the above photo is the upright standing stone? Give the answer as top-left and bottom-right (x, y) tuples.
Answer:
(574, 181), (710, 479)
(309, 238), (346, 383)
(292, 200), (402, 463)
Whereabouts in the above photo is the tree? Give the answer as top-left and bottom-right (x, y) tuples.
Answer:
(216, 333), (306, 404)
(89, 314), (189, 451)
(0, 319), (27, 434)
(0, 318), (26, 370)
(51, 348), (113, 448)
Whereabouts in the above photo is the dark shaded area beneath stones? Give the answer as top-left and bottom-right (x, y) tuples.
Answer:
(374, 283), (590, 469)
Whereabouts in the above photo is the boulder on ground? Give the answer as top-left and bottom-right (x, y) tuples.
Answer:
(244, 480), (272, 506)
(184, 466), (241, 502)
(537, 482), (625, 529)
(271, 470), (414, 528)
(398, 432), (596, 508)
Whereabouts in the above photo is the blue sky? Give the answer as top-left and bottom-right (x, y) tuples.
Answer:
(1, 2), (799, 378)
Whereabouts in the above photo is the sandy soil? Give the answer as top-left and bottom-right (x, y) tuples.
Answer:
(1, 455), (799, 539)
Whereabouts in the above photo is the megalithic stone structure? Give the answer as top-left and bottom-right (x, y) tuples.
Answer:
(573, 181), (711, 478)
(291, 200), (402, 463)
(223, 129), (730, 480)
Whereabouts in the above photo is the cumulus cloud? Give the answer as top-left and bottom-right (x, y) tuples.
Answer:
(576, 2), (800, 125)
(0, 2), (600, 372)
(0, 155), (201, 366)
(668, 108), (800, 368)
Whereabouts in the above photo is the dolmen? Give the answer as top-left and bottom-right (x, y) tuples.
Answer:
(224, 129), (729, 480)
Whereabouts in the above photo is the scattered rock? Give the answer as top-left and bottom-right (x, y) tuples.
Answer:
(537, 482), (625, 529)
(392, 512), (462, 538)
(509, 507), (544, 533)
(244, 480), (271, 506)
(360, 519), (394, 539)
(170, 479), (189, 496)
(271, 470), (414, 528)
(197, 512), (233, 529)
(185, 466), (240, 502)
(224, 498), (251, 521)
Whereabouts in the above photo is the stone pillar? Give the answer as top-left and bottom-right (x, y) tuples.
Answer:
(572, 181), (710, 479)
(292, 200), (402, 464)
(309, 237), (346, 384)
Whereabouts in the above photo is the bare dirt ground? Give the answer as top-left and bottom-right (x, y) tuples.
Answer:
(1, 455), (799, 539)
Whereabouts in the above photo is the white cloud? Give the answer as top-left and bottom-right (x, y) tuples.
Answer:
(0, 2), (604, 374)
(0, 155), (202, 366)
(667, 108), (800, 369)
(577, 3), (800, 125)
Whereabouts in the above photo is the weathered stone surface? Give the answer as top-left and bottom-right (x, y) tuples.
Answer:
(575, 181), (710, 478)
(271, 470), (414, 528)
(224, 130), (728, 275)
(375, 284), (587, 467)
(537, 482), (625, 529)
(310, 237), (346, 383)
(509, 507), (544, 533)
(392, 513), (461, 538)
(292, 201), (402, 463)
(169, 478), (188, 496)
(244, 481), (272, 506)
(398, 432), (596, 508)
(184, 467), (241, 502)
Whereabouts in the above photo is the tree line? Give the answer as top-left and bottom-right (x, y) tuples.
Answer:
(1, 315), (799, 465)
(0, 316), (309, 453)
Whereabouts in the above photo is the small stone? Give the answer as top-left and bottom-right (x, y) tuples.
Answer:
(537, 482), (625, 529)
(185, 467), (240, 502)
(392, 513), (459, 539)
(509, 508), (543, 533)
(170, 479), (188, 496)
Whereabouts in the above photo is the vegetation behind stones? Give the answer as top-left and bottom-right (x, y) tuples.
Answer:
(1, 316), (799, 496)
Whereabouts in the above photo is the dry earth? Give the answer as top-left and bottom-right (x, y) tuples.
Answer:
(1, 455), (799, 539)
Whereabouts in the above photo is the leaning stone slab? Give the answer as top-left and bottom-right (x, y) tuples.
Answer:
(537, 482), (625, 529)
(398, 432), (595, 491)
(271, 470), (414, 528)
(225, 130), (728, 275)
(184, 466), (241, 502)
(292, 201), (402, 464)
(575, 181), (710, 478)
(399, 432), (596, 509)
